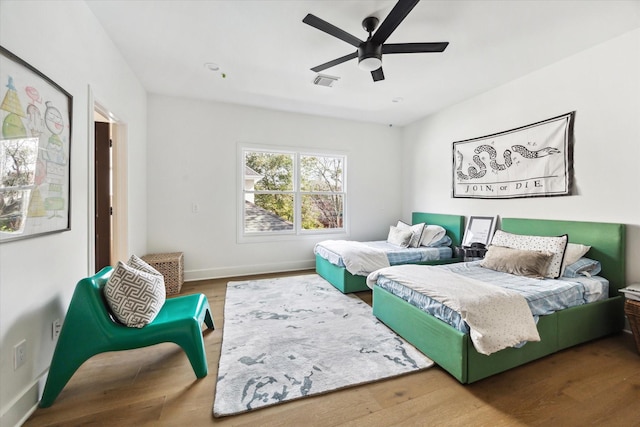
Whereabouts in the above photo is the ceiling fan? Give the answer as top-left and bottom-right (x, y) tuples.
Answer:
(303, 0), (448, 82)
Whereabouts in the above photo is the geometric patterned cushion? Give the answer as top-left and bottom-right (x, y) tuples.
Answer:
(490, 230), (568, 279)
(104, 256), (166, 328)
(128, 254), (163, 276)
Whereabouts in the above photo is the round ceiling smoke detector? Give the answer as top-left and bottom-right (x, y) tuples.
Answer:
(204, 62), (220, 71)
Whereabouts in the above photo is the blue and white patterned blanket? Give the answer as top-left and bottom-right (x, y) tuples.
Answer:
(314, 240), (451, 276)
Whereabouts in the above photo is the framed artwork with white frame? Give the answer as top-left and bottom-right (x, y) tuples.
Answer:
(462, 216), (497, 247)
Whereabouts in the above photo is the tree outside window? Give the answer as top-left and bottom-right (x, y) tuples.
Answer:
(0, 137), (38, 233)
(243, 148), (345, 235)
(300, 155), (343, 230)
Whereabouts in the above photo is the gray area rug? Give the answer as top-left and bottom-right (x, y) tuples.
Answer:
(213, 274), (433, 417)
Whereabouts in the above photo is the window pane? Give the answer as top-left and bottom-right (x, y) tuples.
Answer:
(300, 155), (343, 192)
(244, 194), (294, 232)
(244, 151), (294, 191)
(301, 194), (344, 230)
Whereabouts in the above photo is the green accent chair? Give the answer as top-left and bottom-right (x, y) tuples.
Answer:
(39, 266), (215, 408)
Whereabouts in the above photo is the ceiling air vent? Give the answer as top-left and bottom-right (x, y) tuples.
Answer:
(313, 74), (340, 87)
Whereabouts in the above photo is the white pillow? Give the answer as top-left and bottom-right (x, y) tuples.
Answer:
(561, 243), (591, 275)
(396, 221), (425, 248)
(104, 255), (166, 328)
(420, 225), (447, 246)
(490, 230), (568, 279)
(387, 225), (413, 248)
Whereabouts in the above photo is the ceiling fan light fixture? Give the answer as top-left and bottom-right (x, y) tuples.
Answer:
(358, 43), (382, 72)
(358, 56), (382, 72)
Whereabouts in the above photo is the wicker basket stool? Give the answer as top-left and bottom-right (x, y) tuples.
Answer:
(142, 252), (184, 296)
(624, 299), (640, 354)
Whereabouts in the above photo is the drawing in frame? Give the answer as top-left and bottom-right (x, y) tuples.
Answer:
(462, 215), (497, 248)
(0, 46), (72, 243)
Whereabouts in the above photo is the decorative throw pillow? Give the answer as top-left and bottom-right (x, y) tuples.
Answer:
(396, 221), (425, 248)
(128, 254), (164, 275)
(104, 256), (166, 328)
(490, 230), (568, 279)
(420, 225), (447, 247)
(481, 245), (553, 279)
(387, 225), (413, 248)
(561, 243), (591, 276)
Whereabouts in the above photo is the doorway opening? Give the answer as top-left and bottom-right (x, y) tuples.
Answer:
(94, 116), (111, 271)
(91, 97), (128, 273)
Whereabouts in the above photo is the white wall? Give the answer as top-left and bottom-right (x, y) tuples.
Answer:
(0, 2), (147, 426)
(147, 95), (403, 280)
(2, 2), (636, 425)
(403, 28), (640, 284)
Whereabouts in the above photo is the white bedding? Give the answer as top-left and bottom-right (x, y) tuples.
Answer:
(367, 264), (541, 355)
(315, 240), (390, 276)
(315, 240), (452, 276)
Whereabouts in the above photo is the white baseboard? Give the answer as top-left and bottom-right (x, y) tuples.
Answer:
(1, 374), (43, 427)
(184, 259), (316, 282)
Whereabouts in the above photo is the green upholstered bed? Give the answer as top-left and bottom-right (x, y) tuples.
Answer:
(315, 212), (465, 293)
(372, 217), (626, 383)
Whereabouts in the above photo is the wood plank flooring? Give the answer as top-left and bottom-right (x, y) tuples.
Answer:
(25, 271), (640, 426)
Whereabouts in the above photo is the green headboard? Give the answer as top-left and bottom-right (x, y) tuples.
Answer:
(501, 218), (626, 296)
(412, 212), (465, 248)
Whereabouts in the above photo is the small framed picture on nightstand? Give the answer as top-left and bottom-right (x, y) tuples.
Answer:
(462, 216), (497, 248)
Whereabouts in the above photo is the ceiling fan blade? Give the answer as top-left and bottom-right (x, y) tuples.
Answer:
(382, 42), (449, 54)
(310, 51), (358, 72)
(370, 0), (420, 45)
(303, 14), (363, 48)
(371, 67), (385, 82)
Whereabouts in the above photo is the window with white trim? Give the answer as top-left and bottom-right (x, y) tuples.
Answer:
(241, 147), (346, 236)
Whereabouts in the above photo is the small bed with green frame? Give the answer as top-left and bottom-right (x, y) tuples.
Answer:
(315, 212), (465, 293)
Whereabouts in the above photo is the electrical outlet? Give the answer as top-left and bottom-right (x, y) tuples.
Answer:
(52, 319), (62, 340)
(14, 340), (26, 370)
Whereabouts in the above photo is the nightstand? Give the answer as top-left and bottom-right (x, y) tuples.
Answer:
(621, 284), (640, 354)
(455, 246), (488, 262)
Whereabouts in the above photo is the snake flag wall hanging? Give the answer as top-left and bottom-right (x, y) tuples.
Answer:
(452, 112), (575, 199)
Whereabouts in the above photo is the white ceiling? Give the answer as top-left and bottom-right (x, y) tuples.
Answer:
(86, 0), (640, 127)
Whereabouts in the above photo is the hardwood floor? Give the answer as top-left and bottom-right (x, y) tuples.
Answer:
(25, 271), (640, 427)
